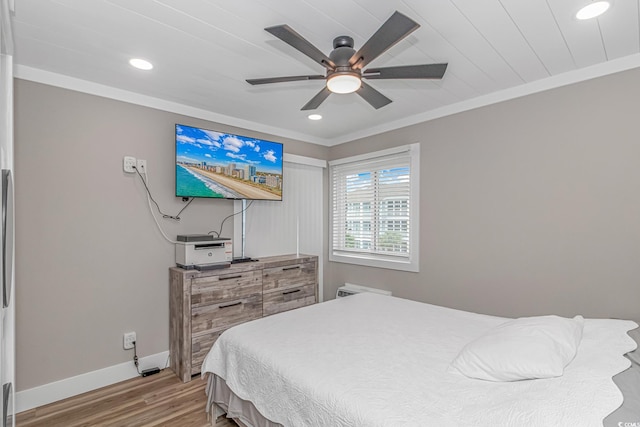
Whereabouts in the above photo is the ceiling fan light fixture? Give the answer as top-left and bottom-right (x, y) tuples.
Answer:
(326, 72), (361, 94)
(576, 1), (610, 20)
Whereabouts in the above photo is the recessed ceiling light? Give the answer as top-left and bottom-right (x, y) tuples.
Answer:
(576, 1), (610, 20)
(129, 58), (153, 70)
(308, 114), (322, 120)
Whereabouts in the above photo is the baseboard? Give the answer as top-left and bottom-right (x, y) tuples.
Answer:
(15, 350), (170, 414)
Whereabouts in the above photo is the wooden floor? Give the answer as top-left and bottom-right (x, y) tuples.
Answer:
(16, 369), (237, 427)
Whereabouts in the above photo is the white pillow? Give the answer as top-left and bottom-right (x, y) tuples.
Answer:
(449, 315), (584, 381)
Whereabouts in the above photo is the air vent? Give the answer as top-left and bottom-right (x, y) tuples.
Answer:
(336, 283), (392, 298)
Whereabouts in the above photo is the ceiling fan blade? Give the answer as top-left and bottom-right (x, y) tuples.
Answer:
(247, 75), (325, 85)
(363, 63), (448, 80)
(265, 25), (335, 70)
(357, 82), (392, 109)
(349, 11), (420, 70)
(301, 87), (331, 110)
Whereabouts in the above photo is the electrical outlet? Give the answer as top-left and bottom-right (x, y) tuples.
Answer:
(123, 331), (136, 350)
(136, 159), (147, 174)
(123, 156), (136, 173)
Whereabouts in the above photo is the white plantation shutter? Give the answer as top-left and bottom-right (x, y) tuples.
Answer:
(330, 144), (420, 272)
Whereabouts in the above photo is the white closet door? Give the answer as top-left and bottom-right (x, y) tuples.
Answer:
(234, 156), (325, 300)
(0, 0), (15, 424)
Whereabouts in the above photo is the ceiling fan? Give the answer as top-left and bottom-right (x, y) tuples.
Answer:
(246, 11), (448, 111)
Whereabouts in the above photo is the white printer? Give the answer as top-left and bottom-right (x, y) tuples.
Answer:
(175, 235), (232, 269)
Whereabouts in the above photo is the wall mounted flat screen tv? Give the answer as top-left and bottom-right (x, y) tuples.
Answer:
(175, 124), (283, 201)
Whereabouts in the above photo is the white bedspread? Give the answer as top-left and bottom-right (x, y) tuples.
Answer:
(202, 293), (638, 427)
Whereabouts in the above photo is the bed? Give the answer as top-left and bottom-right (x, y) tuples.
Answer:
(201, 292), (639, 427)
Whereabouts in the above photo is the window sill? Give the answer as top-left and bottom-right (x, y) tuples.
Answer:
(329, 252), (419, 272)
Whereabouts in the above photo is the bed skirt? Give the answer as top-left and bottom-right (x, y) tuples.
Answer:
(206, 373), (282, 427)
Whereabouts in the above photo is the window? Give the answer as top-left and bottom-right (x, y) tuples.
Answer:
(329, 144), (420, 272)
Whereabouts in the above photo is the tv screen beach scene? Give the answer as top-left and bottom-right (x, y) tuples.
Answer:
(176, 124), (283, 200)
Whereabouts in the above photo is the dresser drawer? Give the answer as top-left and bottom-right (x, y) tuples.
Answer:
(262, 261), (316, 292)
(191, 293), (263, 334)
(263, 283), (316, 316)
(191, 270), (262, 307)
(191, 329), (224, 376)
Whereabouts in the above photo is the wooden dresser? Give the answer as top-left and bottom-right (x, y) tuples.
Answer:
(169, 254), (318, 382)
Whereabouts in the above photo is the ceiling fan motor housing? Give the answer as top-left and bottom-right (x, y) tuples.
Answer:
(330, 36), (357, 68)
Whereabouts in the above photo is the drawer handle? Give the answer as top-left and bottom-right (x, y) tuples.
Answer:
(282, 289), (301, 295)
(282, 266), (301, 271)
(219, 275), (242, 281)
(219, 301), (242, 309)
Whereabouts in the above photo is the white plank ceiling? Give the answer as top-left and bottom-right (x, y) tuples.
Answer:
(10, 0), (640, 145)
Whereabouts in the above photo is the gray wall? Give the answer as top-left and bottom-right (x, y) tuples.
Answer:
(15, 66), (640, 393)
(13, 79), (328, 391)
(327, 67), (640, 325)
